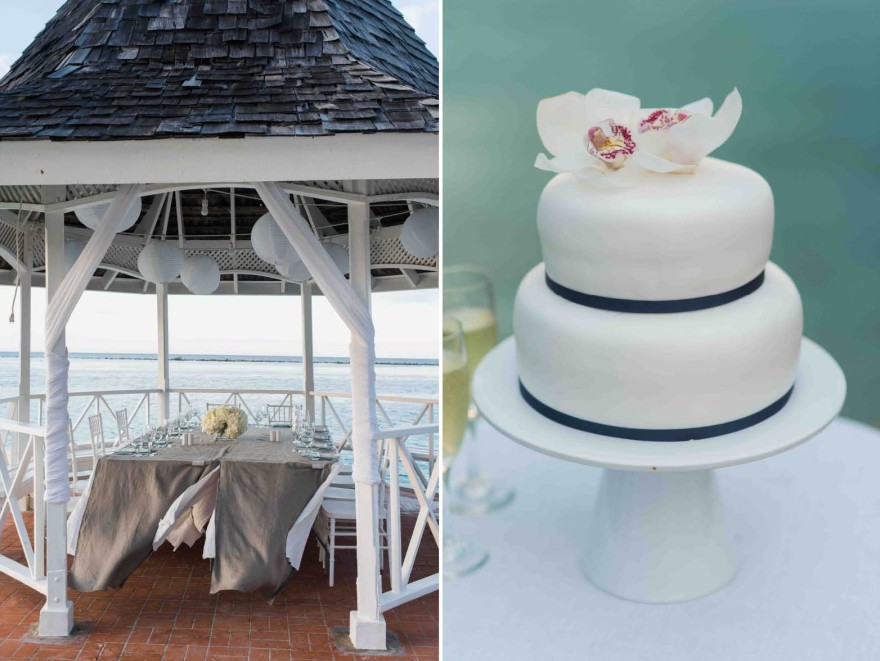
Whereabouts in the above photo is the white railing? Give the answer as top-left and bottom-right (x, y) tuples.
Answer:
(0, 416), (48, 595)
(0, 386), (439, 614)
(2, 388), (437, 487)
(379, 424), (440, 612)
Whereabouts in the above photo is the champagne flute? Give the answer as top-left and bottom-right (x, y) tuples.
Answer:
(444, 266), (514, 514)
(443, 317), (488, 577)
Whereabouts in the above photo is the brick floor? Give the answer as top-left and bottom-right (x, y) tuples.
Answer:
(0, 507), (438, 660)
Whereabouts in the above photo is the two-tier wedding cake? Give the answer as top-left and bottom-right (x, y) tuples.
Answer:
(515, 88), (802, 441)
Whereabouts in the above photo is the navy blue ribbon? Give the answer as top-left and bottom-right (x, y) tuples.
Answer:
(519, 381), (794, 441)
(545, 270), (765, 313)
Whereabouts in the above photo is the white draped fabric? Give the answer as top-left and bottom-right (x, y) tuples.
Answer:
(286, 463), (340, 569)
(44, 185), (143, 503)
(253, 182), (380, 486)
(66, 465), (96, 555)
(152, 466), (221, 551)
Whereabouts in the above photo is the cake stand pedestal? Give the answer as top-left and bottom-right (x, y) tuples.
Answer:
(472, 337), (846, 604)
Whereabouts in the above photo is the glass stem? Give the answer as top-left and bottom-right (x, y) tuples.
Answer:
(462, 404), (483, 484)
(442, 464), (457, 549)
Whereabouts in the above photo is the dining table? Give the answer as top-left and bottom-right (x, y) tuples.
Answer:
(68, 426), (335, 600)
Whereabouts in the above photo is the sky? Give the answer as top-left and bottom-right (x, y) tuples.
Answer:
(0, 0), (439, 359)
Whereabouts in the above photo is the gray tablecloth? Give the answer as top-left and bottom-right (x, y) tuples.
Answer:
(211, 442), (330, 600)
(69, 430), (330, 596)
(68, 444), (224, 591)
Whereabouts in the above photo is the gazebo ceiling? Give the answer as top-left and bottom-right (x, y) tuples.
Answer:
(0, 0), (438, 140)
(0, 178), (438, 295)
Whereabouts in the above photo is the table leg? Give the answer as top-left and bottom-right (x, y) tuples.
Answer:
(582, 468), (736, 603)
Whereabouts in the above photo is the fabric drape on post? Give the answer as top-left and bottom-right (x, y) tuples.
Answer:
(253, 182), (380, 486)
(43, 184), (142, 503)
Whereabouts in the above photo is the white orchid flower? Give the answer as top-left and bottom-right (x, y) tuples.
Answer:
(535, 87), (743, 181)
(635, 89), (743, 171)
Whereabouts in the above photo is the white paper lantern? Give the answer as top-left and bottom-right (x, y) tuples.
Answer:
(276, 258), (311, 283)
(64, 239), (88, 273)
(181, 255), (221, 295)
(137, 241), (184, 284)
(399, 207), (439, 258)
(74, 198), (142, 233)
(323, 242), (350, 275)
(251, 213), (294, 265)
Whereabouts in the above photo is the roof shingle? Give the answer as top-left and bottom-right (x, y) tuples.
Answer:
(0, 0), (438, 140)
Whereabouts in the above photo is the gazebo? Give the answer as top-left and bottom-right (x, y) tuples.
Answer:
(0, 0), (438, 650)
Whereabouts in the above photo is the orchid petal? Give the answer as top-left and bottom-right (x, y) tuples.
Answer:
(535, 150), (596, 176)
(630, 148), (692, 174)
(637, 89), (742, 165)
(654, 88), (742, 165)
(679, 97), (714, 116)
(582, 88), (641, 126)
(537, 91), (590, 157)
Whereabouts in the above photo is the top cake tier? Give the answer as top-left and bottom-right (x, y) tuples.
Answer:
(537, 157), (773, 301)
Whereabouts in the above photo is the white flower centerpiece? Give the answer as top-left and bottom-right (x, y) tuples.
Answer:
(201, 405), (248, 440)
(535, 87), (743, 184)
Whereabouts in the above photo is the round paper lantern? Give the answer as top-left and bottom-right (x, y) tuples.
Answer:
(276, 258), (311, 283)
(181, 255), (221, 295)
(251, 213), (293, 265)
(74, 198), (142, 233)
(137, 241), (185, 284)
(399, 207), (439, 258)
(64, 239), (88, 273)
(324, 242), (350, 275)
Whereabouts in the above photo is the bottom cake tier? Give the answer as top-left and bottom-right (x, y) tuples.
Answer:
(513, 261), (803, 437)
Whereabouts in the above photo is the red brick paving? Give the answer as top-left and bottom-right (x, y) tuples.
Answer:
(0, 509), (438, 660)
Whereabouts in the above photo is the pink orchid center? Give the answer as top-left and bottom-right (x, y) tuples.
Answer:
(584, 120), (635, 169)
(639, 108), (690, 133)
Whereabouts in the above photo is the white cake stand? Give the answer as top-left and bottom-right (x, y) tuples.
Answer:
(472, 337), (846, 603)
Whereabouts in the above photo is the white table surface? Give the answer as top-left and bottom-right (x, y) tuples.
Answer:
(443, 417), (880, 661)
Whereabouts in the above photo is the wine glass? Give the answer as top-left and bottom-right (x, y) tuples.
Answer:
(444, 266), (514, 514)
(443, 316), (488, 577)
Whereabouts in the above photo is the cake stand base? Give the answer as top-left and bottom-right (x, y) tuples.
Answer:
(473, 337), (845, 604)
(584, 469), (734, 603)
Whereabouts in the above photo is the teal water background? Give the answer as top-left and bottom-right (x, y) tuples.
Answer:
(443, 0), (879, 426)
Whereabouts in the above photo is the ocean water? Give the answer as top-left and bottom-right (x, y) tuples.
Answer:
(0, 354), (438, 481)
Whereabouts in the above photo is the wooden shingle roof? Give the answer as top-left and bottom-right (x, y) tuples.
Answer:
(0, 0), (438, 140)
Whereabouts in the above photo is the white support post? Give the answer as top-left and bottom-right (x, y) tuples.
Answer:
(16, 227), (33, 464)
(156, 284), (170, 423)
(301, 280), (315, 420)
(252, 180), (383, 647)
(40, 185), (74, 637)
(346, 181), (386, 650)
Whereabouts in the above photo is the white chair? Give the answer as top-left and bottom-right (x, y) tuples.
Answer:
(315, 455), (390, 587)
(68, 418), (88, 497)
(67, 417), (104, 551)
(267, 404), (293, 426)
(88, 413), (106, 458)
(114, 408), (129, 447)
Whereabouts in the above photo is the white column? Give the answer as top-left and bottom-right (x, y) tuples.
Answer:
(156, 284), (170, 422)
(40, 185), (74, 636)
(16, 227), (33, 463)
(346, 181), (386, 650)
(301, 280), (315, 420)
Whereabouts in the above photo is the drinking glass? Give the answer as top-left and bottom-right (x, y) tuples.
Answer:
(444, 266), (514, 513)
(443, 317), (488, 577)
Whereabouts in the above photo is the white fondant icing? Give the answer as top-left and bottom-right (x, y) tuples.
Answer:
(537, 158), (774, 301)
(514, 262), (803, 430)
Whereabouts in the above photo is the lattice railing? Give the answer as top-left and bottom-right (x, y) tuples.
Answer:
(0, 416), (48, 595)
(380, 424), (440, 611)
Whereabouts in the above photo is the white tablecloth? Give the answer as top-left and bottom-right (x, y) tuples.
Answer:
(444, 418), (880, 661)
